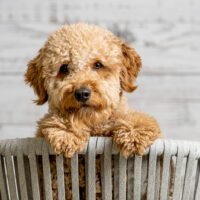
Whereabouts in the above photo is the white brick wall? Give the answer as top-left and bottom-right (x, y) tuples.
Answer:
(0, 0), (200, 140)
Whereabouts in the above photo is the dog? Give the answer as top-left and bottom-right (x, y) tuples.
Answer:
(25, 23), (162, 199)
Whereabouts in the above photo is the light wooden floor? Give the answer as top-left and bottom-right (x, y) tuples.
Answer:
(0, 0), (200, 140)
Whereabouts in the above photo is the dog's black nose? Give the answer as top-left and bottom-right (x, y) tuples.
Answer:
(75, 87), (91, 102)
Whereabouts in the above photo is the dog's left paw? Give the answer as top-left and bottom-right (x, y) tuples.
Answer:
(112, 119), (161, 157)
(113, 127), (146, 157)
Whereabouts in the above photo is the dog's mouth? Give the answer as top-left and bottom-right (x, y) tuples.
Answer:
(81, 103), (89, 107)
(80, 102), (103, 109)
(65, 102), (105, 115)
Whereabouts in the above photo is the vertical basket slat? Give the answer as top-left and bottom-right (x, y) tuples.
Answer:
(17, 153), (28, 200)
(98, 137), (106, 199)
(172, 144), (185, 199)
(5, 141), (18, 200)
(11, 140), (21, 200)
(23, 156), (33, 200)
(96, 137), (105, 155)
(154, 156), (161, 200)
(0, 155), (8, 200)
(16, 140), (28, 200)
(127, 157), (134, 200)
(147, 142), (157, 200)
(42, 141), (53, 200)
(13, 157), (21, 200)
(134, 155), (142, 200)
(85, 137), (97, 200)
(182, 146), (196, 200)
(100, 139), (105, 198)
(194, 160), (200, 200)
(29, 155), (40, 200)
(101, 138), (112, 200)
(141, 155), (148, 198)
(56, 154), (65, 200)
(71, 153), (79, 200)
(114, 155), (119, 200)
(118, 153), (127, 200)
(160, 141), (172, 200)
(28, 140), (41, 200)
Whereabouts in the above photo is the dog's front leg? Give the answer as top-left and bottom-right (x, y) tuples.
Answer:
(112, 111), (162, 157)
(37, 114), (90, 157)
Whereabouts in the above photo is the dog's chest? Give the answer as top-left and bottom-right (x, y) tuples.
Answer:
(90, 120), (115, 137)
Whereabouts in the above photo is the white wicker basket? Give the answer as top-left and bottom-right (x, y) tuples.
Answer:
(0, 137), (200, 200)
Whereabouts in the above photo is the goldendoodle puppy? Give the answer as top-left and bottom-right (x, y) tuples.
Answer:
(25, 23), (162, 199)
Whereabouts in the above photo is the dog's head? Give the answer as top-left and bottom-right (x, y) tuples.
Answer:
(25, 23), (141, 121)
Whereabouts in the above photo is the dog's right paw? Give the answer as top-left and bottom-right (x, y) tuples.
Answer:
(48, 133), (88, 158)
(48, 134), (67, 154)
(62, 138), (86, 158)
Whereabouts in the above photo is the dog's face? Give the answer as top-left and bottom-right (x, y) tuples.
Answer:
(25, 23), (141, 121)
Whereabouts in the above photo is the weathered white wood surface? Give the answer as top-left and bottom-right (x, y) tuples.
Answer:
(0, 0), (200, 140)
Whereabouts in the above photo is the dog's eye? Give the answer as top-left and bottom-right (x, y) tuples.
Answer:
(93, 62), (104, 70)
(60, 64), (69, 74)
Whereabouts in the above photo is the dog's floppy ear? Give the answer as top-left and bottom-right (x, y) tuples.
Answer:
(24, 49), (48, 105)
(120, 43), (142, 92)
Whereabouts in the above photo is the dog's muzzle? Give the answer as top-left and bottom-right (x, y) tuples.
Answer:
(75, 87), (91, 102)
